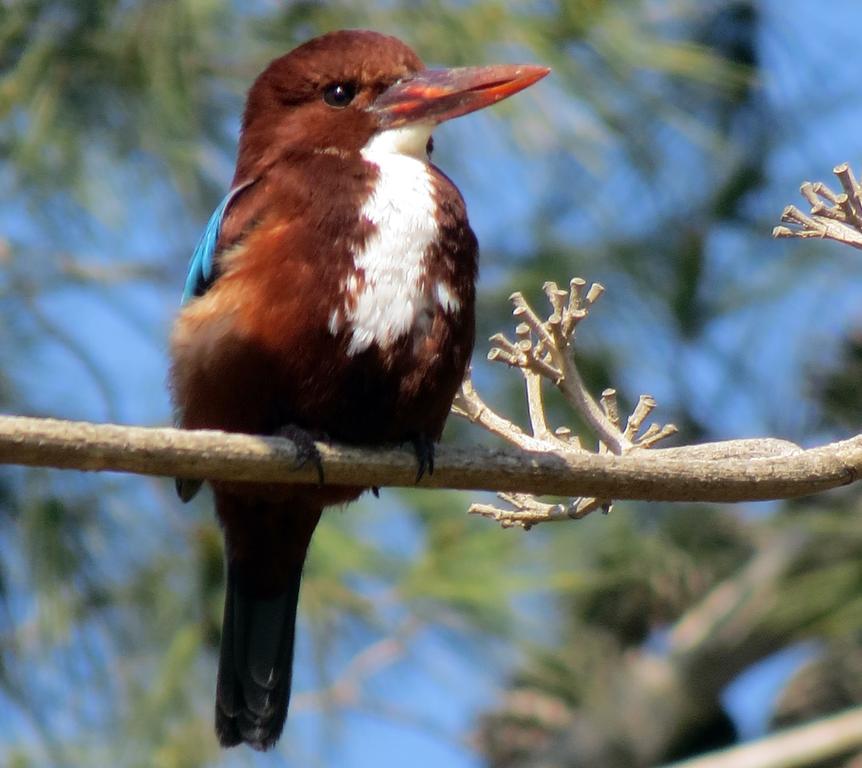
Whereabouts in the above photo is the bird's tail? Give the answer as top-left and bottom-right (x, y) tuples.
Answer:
(214, 493), (321, 750)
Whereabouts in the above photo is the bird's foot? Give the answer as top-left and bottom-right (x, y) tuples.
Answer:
(410, 434), (435, 484)
(274, 425), (325, 485)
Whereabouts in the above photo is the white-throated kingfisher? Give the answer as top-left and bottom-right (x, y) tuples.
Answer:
(169, 29), (548, 750)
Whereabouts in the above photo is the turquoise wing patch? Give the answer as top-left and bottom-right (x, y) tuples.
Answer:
(181, 181), (253, 304)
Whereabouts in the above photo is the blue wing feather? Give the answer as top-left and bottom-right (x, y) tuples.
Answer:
(181, 182), (253, 304)
(176, 180), (254, 503)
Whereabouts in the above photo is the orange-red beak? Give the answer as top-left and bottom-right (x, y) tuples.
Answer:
(371, 64), (550, 127)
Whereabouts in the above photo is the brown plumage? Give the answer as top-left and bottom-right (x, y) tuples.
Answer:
(169, 29), (548, 750)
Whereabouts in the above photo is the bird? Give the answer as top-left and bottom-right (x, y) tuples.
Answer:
(169, 29), (548, 751)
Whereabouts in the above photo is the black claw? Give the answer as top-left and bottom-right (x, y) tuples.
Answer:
(411, 434), (435, 484)
(371, 486), (380, 498)
(275, 425), (325, 485)
(175, 477), (203, 503)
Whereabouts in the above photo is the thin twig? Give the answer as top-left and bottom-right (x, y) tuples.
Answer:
(461, 276), (677, 526)
(773, 163), (862, 249)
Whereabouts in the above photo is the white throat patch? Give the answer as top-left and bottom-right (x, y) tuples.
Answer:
(329, 124), (454, 356)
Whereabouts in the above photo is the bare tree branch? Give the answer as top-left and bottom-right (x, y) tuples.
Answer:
(773, 162), (862, 248)
(0, 266), (858, 512)
(659, 705), (862, 768)
(0, 414), (860, 503)
(457, 279), (689, 526)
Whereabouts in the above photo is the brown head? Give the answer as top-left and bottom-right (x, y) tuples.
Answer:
(235, 29), (549, 180)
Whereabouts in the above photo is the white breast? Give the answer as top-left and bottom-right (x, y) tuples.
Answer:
(328, 125), (458, 356)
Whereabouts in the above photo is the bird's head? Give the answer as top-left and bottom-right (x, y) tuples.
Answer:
(237, 29), (549, 175)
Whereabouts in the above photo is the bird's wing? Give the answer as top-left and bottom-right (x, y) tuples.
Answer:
(175, 178), (259, 503)
(181, 179), (257, 304)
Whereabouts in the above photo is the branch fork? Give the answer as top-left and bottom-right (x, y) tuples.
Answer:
(453, 278), (677, 529)
(773, 163), (862, 249)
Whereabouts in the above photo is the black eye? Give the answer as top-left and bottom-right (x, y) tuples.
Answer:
(323, 82), (356, 108)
